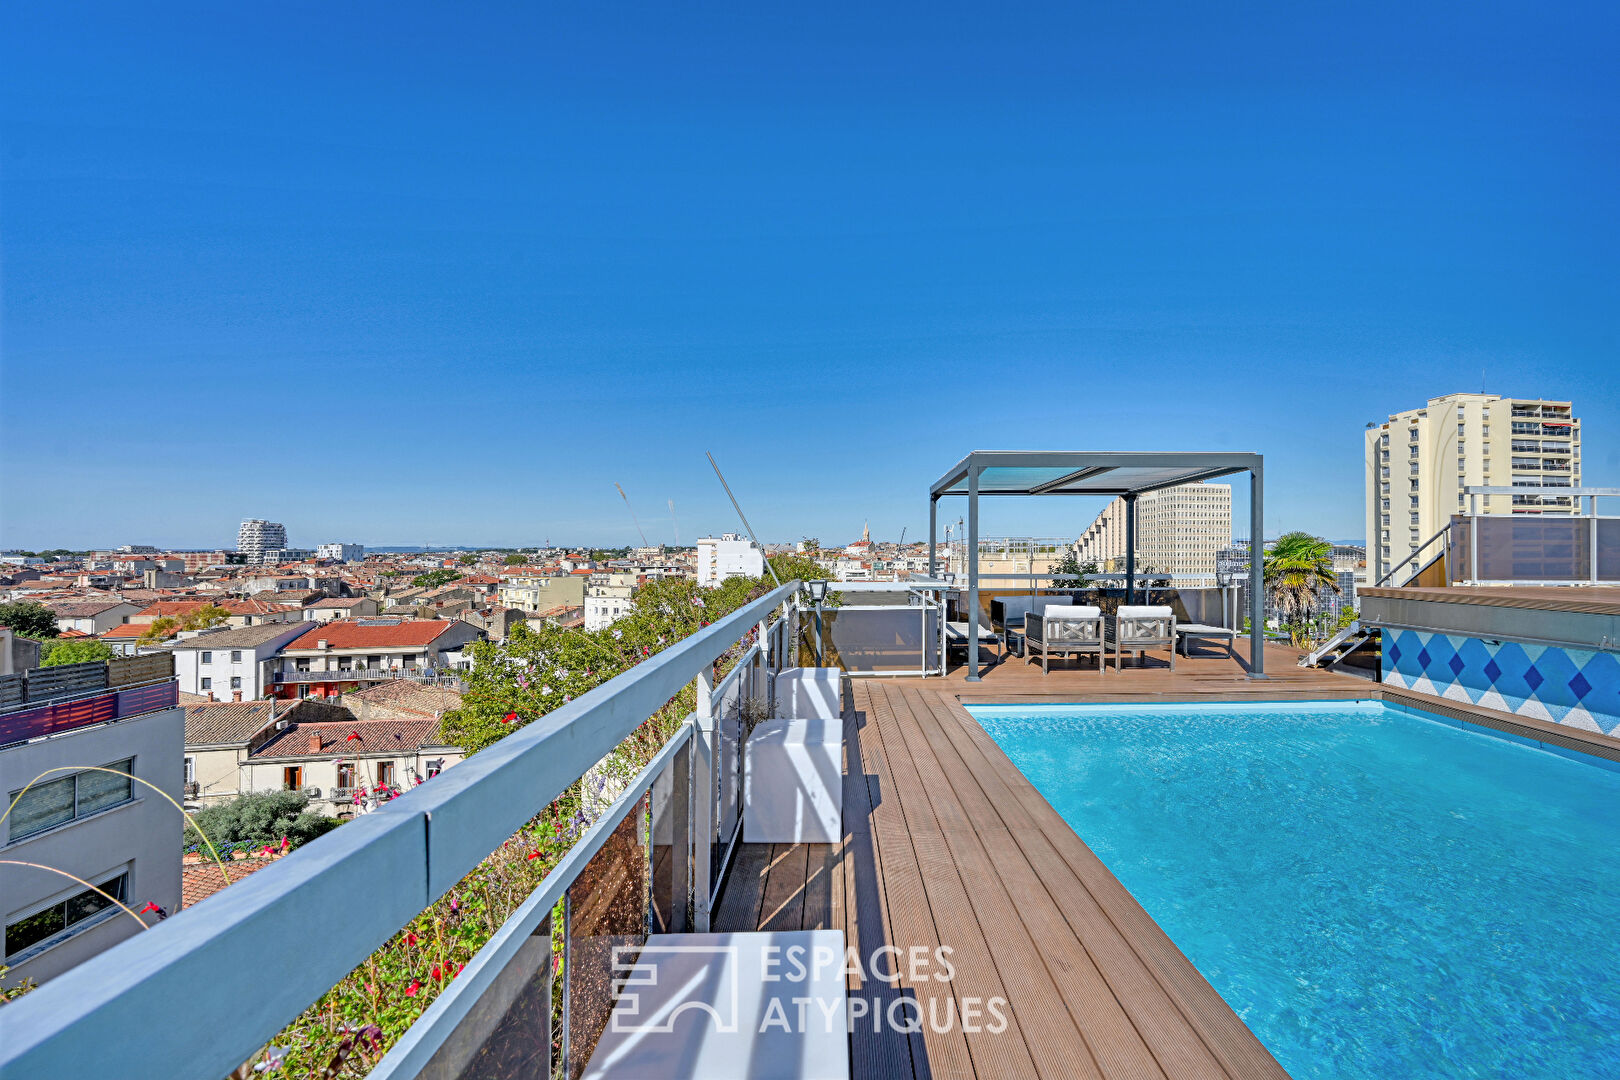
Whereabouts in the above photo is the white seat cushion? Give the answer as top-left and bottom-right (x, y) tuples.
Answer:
(1116, 605), (1172, 618)
(1047, 605), (1101, 619)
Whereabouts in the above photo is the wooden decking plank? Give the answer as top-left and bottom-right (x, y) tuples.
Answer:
(868, 683), (1043, 1080)
(941, 692), (1290, 1079)
(802, 843), (837, 931)
(712, 839), (770, 933)
(759, 842), (811, 933)
(844, 703), (923, 1080)
(914, 688), (1230, 1080)
(860, 684), (978, 1079)
(879, 684), (1103, 1080)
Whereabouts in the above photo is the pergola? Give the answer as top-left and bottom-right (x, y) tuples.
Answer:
(929, 450), (1267, 681)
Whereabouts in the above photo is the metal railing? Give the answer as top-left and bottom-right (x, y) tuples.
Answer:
(0, 581), (800, 1080)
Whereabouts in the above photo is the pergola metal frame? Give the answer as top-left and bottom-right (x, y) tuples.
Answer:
(928, 450), (1267, 681)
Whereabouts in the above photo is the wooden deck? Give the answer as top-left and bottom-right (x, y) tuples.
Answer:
(714, 645), (1369, 1078)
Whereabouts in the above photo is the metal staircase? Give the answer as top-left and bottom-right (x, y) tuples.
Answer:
(1300, 620), (1372, 668)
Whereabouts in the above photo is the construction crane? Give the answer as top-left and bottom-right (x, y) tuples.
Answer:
(615, 483), (650, 548)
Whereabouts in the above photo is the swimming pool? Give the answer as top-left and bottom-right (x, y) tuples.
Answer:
(968, 700), (1620, 1080)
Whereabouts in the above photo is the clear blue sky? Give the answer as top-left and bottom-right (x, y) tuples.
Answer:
(3, 2), (1616, 551)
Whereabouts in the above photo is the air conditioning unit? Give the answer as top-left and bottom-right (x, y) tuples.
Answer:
(302, 786), (322, 798)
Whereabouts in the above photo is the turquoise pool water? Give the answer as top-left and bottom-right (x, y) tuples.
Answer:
(968, 700), (1620, 1079)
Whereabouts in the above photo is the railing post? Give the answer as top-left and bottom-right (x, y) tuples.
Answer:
(691, 663), (715, 932)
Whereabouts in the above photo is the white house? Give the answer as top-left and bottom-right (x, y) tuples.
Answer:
(696, 534), (764, 587)
(47, 600), (140, 636)
(166, 622), (311, 701)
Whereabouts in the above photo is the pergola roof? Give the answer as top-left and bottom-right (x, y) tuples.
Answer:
(930, 451), (1262, 498)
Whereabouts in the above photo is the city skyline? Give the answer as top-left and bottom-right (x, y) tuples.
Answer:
(3, 3), (1617, 548)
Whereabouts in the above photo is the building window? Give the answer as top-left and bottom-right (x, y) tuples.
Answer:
(6, 760), (134, 841)
(184, 757), (195, 784)
(200, 651), (212, 664)
(231, 651), (242, 663)
(200, 678), (212, 691)
(5, 871), (129, 960)
(376, 762), (395, 787)
(283, 767), (304, 790)
(338, 763), (356, 788)
(230, 677), (242, 690)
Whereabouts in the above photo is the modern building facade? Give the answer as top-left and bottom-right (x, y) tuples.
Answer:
(696, 533), (764, 586)
(1364, 393), (1582, 583)
(315, 543), (365, 563)
(237, 520), (288, 564)
(1073, 483), (1232, 584)
(1, 668), (182, 989)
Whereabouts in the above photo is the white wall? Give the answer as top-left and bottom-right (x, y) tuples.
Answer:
(0, 706), (183, 988)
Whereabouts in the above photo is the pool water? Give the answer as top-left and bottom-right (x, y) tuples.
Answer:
(969, 701), (1620, 1080)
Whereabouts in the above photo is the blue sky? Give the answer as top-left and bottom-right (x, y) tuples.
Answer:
(2, 2), (1616, 550)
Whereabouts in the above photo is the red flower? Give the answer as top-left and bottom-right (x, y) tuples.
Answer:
(431, 963), (443, 981)
(503, 711), (518, 724)
(456, 962), (465, 977)
(279, 835), (290, 852)
(346, 731), (361, 741)
(140, 902), (162, 915)
(404, 980), (421, 997)
(526, 850), (542, 861)
(405, 932), (418, 946)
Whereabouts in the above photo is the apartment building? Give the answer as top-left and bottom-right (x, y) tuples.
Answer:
(584, 573), (636, 631)
(696, 534), (764, 586)
(270, 619), (484, 700)
(1, 664), (182, 988)
(237, 520), (288, 564)
(315, 543), (365, 563)
(497, 574), (586, 613)
(240, 716), (462, 818)
(1073, 483), (1233, 584)
(1363, 394), (1582, 583)
(166, 622), (312, 701)
(46, 600), (139, 636)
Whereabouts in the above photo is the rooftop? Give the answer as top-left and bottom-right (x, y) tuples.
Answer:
(283, 619), (458, 651)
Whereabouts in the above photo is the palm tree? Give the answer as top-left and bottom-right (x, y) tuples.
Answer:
(1263, 532), (1339, 646)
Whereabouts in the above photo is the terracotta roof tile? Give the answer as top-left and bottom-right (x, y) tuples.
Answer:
(181, 856), (279, 909)
(249, 716), (446, 759)
(284, 619), (457, 651)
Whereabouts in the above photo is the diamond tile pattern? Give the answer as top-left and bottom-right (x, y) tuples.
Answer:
(1383, 631), (1620, 736)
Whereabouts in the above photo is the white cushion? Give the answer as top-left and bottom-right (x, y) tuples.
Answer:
(772, 667), (841, 720)
(1046, 605), (1100, 619)
(745, 716), (842, 843)
(1117, 605), (1172, 618)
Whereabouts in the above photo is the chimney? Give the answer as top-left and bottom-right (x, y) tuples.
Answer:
(317, 639), (329, 650)
(307, 731), (323, 754)
(232, 690), (243, 703)
(207, 691), (216, 702)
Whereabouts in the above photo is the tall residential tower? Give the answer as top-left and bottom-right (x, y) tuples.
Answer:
(1072, 482), (1232, 584)
(1363, 393), (1581, 583)
(237, 519), (288, 564)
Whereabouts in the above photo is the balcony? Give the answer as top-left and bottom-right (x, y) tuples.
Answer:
(274, 666), (463, 686)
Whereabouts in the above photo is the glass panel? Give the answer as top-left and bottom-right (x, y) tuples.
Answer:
(649, 739), (690, 935)
(818, 606), (939, 672)
(5, 902), (66, 958)
(8, 776), (76, 839)
(66, 872), (126, 926)
(563, 797), (648, 1080)
(1598, 518), (1620, 582)
(1462, 516), (1593, 582)
(452, 915), (557, 1080)
(77, 759), (133, 816)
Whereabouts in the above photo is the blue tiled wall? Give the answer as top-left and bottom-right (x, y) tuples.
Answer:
(1382, 629), (1620, 736)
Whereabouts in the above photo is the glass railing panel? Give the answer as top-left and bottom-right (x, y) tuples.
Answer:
(563, 795), (649, 1080)
(649, 738), (690, 935)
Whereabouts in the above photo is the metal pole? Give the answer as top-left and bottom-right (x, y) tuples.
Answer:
(928, 497), (937, 578)
(1249, 464), (1267, 678)
(1124, 494), (1137, 606)
(814, 602), (823, 667)
(691, 665), (715, 931)
(967, 465), (981, 682)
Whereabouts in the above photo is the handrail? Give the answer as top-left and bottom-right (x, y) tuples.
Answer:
(369, 722), (694, 1080)
(0, 581), (800, 1080)
(1375, 526), (1449, 588)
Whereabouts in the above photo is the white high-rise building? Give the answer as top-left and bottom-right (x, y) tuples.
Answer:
(696, 533), (764, 587)
(316, 543), (365, 563)
(1363, 394), (1581, 583)
(237, 519), (288, 565)
(1073, 483), (1232, 584)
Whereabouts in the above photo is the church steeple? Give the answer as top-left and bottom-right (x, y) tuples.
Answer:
(862, 520), (870, 544)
